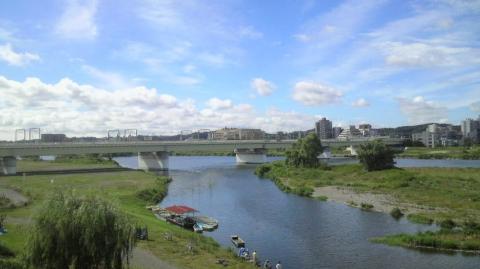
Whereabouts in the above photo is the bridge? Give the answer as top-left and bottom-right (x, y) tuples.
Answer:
(0, 137), (403, 175)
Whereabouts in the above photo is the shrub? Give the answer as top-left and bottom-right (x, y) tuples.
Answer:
(439, 219), (456, 230)
(0, 242), (15, 258)
(407, 214), (433, 225)
(137, 176), (172, 203)
(390, 208), (404, 219)
(255, 164), (271, 177)
(360, 202), (374, 210)
(0, 259), (24, 269)
(357, 140), (395, 171)
(316, 195), (328, 201)
(293, 186), (314, 197)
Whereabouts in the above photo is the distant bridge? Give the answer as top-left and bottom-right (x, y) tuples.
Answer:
(0, 137), (403, 175)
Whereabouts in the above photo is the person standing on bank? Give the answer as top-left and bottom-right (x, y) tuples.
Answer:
(275, 261), (282, 269)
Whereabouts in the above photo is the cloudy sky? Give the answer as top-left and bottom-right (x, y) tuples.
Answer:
(0, 0), (479, 140)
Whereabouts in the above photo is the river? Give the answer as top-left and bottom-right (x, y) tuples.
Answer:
(115, 156), (480, 269)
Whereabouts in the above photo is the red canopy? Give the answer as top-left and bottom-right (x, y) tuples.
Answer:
(165, 205), (197, 215)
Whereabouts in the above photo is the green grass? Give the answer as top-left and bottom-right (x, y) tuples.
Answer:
(256, 161), (480, 222)
(0, 160), (254, 269)
(398, 146), (480, 160)
(371, 229), (480, 252)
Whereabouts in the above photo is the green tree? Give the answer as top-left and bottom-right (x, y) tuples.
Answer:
(25, 191), (136, 269)
(357, 140), (395, 171)
(286, 133), (323, 168)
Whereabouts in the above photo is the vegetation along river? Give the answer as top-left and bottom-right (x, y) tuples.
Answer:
(115, 156), (480, 269)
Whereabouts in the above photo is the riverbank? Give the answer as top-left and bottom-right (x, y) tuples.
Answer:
(397, 146), (480, 160)
(255, 161), (480, 253)
(0, 159), (255, 268)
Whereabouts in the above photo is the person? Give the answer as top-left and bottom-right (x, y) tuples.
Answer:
(263, 259), (272, 269)
(238, 247), (245, 257)
(252, 250), (257, 264)
(275, 261), (282, 269)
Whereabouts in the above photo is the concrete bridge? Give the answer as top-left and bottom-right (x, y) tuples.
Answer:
(0, 137), (403, 175)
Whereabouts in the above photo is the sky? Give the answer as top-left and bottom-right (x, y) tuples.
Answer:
(0, 0), (480, 140)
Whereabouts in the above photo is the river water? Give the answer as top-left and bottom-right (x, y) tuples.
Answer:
(115, 156), (480, 269)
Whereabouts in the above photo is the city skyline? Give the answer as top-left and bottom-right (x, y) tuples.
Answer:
(1, 0), (480, 140)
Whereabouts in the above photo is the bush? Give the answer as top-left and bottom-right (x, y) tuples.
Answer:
(407, 214), (433, 225)
(439, 219), (456, 230)
(0, 259), (24, 269)
(357, 140), (395, 171)
(255, 164), (271, 177)
(390, 208), (404, 219)
(0, 242), (15, 258)
(360, 202), (374, 210)
(137, 176), (172, 203)
(316, 195), (328, 201)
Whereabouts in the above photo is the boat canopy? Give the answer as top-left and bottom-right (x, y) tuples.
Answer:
(165, 205), (197, 215)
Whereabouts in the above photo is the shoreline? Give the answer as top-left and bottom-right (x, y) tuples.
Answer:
(313, 186), (442, 216)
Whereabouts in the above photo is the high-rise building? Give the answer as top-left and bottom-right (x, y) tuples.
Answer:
(461, 118), (480, 143)
(315, 118), (333, 139)
(332, 127), (343, 138)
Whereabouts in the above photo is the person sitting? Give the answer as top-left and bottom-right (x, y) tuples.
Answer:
(275, 261), (282, 269)
(263, 259), (272, 269)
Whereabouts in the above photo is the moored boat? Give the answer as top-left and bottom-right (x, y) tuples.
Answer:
(231, 235), (245, 248)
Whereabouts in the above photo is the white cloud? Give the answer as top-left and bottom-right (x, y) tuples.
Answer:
(470, 101), (480, 113)
(205, 98), (233, 110)
(292, 81), (343, 106)
(82, 65), (134, 90)
(239, 26), (263, 39)
(0, 75), (320, 140)
(0, 43), (40, 66)
(352, 98), (369, 107)
(380, 42), (480, 67)
(56, 0), (98, 39)
(251, 78), (276, 96)
(397, 96), (448, 124)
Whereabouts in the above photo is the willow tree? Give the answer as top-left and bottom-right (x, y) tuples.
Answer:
(286, 133), (323, 168)
(25, 191), (136, 269)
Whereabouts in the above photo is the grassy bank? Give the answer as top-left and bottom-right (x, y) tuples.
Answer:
(0, 160), (254, 268)
(256, 161), (480, 221)
(398, 146), (480, 160)
(255, 161), (480, 253)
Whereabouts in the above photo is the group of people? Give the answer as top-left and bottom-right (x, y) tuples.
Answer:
(238, 248), (282, 268)
(262, 259), (282, 269)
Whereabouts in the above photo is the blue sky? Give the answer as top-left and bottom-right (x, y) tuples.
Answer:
(0, 0), (479, 139)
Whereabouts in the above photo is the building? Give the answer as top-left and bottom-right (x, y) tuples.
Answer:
(315, 118), (333, 139)
(337, 126), (361, 141)
(461, 118), (480, 143)
(210, 128), (264, 140)
(412, 124), (460, 147)
(332, 127), (343, 138)
(41, 133), (67, 143)
(358, 124), (372, 136)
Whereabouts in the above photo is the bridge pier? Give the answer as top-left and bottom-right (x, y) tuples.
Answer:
(0, 156), (17, 175)
(234, 148), (266, 164)
(138, 152), (169, 171)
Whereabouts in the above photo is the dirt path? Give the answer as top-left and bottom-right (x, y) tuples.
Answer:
(313, 186), (440, 215)
(131, 247), (179, 269)
(0, 188), (29, 206)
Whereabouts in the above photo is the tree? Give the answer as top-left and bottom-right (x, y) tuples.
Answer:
(357, 140), (395, 171)
(25, 191), (136, 269)
(286, 133), (323, 168)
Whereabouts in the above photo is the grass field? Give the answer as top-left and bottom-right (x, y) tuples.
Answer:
(0, 160), (254, 269)
(397, 146), (480, 159)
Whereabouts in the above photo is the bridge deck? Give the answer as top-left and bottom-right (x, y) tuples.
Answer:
(0, 138), (403, 157)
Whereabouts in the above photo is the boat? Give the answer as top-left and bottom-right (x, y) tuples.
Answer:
(166, 215), (196, 229)
(193, 223), (203, 233)
(231, 235), (245, 248)
(192, 215), (219, 231)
